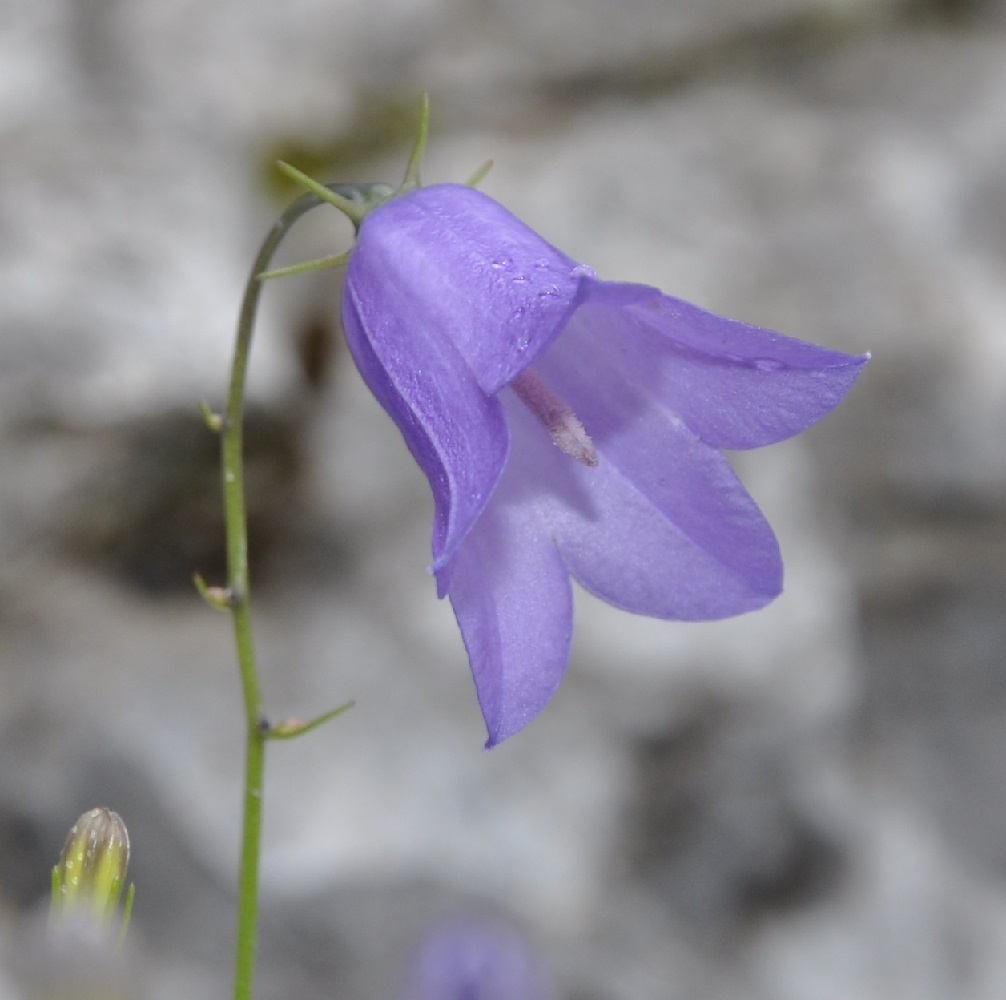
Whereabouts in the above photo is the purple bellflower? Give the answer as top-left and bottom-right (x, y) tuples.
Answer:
(341, 183), (868, 747)
(405, 916), (554, 1000)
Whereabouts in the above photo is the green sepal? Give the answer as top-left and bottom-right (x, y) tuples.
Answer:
(265, 700), (356, 740)
(193, 572), (233, 611)
(258, 249), (352, 281)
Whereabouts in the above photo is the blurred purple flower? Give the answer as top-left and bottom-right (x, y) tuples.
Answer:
(405, 916), (554, 1000)
(343, 183), (868, 746)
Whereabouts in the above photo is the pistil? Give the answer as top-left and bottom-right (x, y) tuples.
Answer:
(510, 369), (599, 467)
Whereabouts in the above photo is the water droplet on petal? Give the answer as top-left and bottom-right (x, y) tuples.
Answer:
(534, 258), (551, 269)
(511, 273), (529, 285)
(571, 264), (596, 279)
(491, 257), (513, 271)
(752, 357), (787, 372)
(512, 306), (526, 322)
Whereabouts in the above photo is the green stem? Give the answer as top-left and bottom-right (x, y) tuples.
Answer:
(222, 186), (353, 1000)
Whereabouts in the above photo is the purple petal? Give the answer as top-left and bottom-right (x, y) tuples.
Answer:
(553, 433), (781, 619)
(509, 338), (782, 619)
(446, 486), (572, 747)
(343, 272), (508, 571)
(578, 279), (869, 449)
(353, 185), (585, 394)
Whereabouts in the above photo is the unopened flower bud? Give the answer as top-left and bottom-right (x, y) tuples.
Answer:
(53, 807), (130, 923)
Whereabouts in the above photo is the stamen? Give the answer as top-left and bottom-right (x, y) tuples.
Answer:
(510, 370), (599, 467)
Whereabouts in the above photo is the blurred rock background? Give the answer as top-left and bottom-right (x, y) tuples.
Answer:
(2, 0), (1006, 996)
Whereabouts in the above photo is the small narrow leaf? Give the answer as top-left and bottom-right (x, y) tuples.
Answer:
(266, 700), (356, 740)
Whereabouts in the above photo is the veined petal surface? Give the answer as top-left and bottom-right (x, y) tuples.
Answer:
(351, 184), (585, 394)
(503, 350), (781, 621)
(447, 481), (573, 747)
(578, 280), (869, 450)
(343, 274), (508, 570)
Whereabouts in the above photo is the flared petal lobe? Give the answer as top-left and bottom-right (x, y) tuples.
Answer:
(446, 484), (572, 748)
(577, 279), (869, 450)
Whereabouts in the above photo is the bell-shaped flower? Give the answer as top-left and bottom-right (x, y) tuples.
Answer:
(342, 183), (868, 746)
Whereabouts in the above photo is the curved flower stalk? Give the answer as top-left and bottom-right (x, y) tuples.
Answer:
(342, 183), (868, 746)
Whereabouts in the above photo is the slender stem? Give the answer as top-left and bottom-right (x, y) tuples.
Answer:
(222, 187), (350, 1000)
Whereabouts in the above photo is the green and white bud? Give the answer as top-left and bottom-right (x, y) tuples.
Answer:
(19, 809), (136, 1000)
(52, 808), (132, 931)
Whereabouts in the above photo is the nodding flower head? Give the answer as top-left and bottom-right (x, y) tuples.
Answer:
(342, 181), (868, 746)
